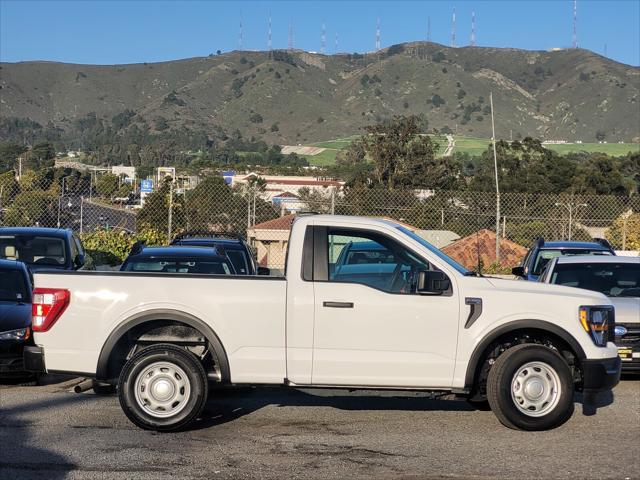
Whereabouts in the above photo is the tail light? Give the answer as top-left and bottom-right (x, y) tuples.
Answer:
(32, 288), (70, 332)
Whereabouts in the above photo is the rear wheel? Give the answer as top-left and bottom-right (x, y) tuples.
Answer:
(118, 343), (208, 431)
(487, 344), (574, 431)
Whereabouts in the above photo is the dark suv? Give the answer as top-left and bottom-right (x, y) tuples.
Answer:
(171, 231), (268, 275)
(512, 237), (615, 281)
(120, 244), (236, 275)
(0, 227), (86, 272)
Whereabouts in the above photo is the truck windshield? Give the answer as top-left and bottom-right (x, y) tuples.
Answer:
(549, 262), (640, 298)
(0, 269), (28, 302)
(395, 226), (469, 275)
(0, 235), (68, 268)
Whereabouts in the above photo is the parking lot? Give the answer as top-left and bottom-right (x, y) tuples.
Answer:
(1, 375), (638, 480)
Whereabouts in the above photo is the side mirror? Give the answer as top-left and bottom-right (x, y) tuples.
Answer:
(511, 266), (525, 277)
(74, 254), (85, 269)
(257, 266), (271, 276)
(417, 270), (451, 295)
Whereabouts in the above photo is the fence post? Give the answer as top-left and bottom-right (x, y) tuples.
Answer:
(502, 215), (506, 238)
(441, 208), (444, 227)
(167, 180), (173, 243)
(330, 187), (335, 214)
(622, 215), (628, 250)
(80, 196), (83, 234)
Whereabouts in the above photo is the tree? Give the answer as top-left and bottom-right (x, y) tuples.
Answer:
(95, 173), (119, 198)
(0, 142), (27, 173)
(358, 115), (460, 190)
(595, 130), (606, 142)
(3, 190), (59, 227)
(606, 212), (640, 250)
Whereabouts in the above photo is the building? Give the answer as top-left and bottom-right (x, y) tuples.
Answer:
(228, 173), (344, 201)
(247, 214), (297, 274)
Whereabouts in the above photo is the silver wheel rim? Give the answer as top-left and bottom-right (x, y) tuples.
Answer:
(134, 361), (191, 418)
(511, 361), (561, 417)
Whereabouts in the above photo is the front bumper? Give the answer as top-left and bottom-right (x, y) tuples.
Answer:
(23, 346), (47, 373)
(582, 356), (621, 392)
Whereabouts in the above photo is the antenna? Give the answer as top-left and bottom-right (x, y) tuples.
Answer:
(375, 18), (381, 51)
(288, 22), (294, 50)
(335, 32), (339, 54)
(604, 43), (607, 58)
(470, 11), (476, 46)
(321, 21), (326, 54)
(572, 0), (577, 48)
(427, 17), (431, 42)
(268, 11), (272, 51)
(239, 12), (243, 50)
(451, 8), (456, 48)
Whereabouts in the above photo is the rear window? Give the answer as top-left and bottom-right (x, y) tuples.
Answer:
(0, 270), (28, 302)
(122, 259), (233, 275)
(225, 250), (250, 275)
(549, 263), (640, 297)
(532, 249), (612, 275)
(0, 235), (68, 268)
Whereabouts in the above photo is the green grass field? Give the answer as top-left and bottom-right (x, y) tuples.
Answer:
(298, 135), (638, 165)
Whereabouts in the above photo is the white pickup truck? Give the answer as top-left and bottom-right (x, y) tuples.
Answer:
(24, 215), (621, 431)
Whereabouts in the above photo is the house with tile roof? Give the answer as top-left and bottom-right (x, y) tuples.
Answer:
(441, 229), (527, 271)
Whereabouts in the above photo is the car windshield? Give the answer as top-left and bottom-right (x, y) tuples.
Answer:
(122, 259), (233, 274)
(0, 235), (68, 268)
(0, 269), (28, 302)
(549, 262), (640, 297)
(532, 249), (612, 276)
(396, 226), (469, 275)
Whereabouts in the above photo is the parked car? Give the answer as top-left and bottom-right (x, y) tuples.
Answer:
(0, 259), (34, 378)
(171, 231), (267, 275)
(26, 215), (620, 432)
(512, 237), (615, 281)
(120, 243), (236, 275)
(0, 227), (86, 272)
(539, 255), (640, 371)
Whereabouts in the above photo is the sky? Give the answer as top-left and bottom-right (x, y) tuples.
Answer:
(1, 0), (639, 66)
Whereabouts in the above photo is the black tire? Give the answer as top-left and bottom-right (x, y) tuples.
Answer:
(487, 344), (574, 431)
(118, 343), (208, 432)
(92, 382), (117, 395)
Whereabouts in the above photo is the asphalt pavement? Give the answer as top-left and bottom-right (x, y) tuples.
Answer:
(0, 376), (638, 480)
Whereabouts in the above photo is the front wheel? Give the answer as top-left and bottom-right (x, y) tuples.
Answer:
(118, 343), (208, 431)
(487, 344), (574, 431)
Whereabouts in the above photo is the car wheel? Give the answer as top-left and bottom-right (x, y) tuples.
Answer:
(487, 344), (574, 431)
(118, 343), (208, 431)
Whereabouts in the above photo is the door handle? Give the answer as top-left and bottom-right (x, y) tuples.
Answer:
(323, 301), (354, 308)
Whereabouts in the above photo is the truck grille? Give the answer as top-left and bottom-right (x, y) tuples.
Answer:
(616, 324), (640, 345)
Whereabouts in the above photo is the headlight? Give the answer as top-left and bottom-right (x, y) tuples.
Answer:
(579, 306), (614, 347)
(0, 327), (30, 341)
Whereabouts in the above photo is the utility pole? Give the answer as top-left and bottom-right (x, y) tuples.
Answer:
(268, 12), (272, 51)
(572, 0), (578, 48)
(167, 180), (173, 243)
(470, 11), (476, 47)
(490, 92), (500, 263)
(238, 11), (243, 50)
(427, 17), (431, 42)
(335, 32), (338, 53)
(288, 22), (294, 50)
(321, 21), (326, 54)
(375, 18), (381, 52)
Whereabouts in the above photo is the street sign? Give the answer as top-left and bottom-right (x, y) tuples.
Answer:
(141, 180), (153, 193)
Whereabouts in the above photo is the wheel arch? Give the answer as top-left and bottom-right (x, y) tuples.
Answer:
(464, 319), (587, 390)
(96, 309), (230, 383)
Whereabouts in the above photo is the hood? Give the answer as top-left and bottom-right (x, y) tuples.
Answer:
(610, 297), (640, 325)
(483, 276), (611, 303)
(0, 302), (32, 332)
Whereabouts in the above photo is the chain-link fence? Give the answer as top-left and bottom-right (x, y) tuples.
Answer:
(1, 171), (638, 272)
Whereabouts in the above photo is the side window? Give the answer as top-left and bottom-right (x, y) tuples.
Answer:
(74, 236), (84, 256)
(327, 229), (432, 294)
(70, 235), (79, 259)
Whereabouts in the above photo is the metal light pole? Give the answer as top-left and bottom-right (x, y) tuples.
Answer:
(167, 180), (174, 243)
(490, 92), (501, 262)
(555, 202), (587, 240)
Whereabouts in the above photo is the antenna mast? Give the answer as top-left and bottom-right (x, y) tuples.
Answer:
(471, 11), (476, 46)
(375, 18), (381, 51)
(268, 12), (272, 51)
(288, 22), (294, 50)
(572, 0), (577, 48)
(238, 12), (243, 50)
(321, 21), (326, 54)
(335, 32), (339, 54)
(427, 17), (431, 42)
(451, 8), (456, 47)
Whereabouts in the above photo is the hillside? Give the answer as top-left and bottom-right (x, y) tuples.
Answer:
(1, 42), (639, 146)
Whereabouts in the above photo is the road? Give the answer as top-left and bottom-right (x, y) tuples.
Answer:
(1, 376), (638, 479)
(59, 197), (137, 233)
(443, 134), (455, 156)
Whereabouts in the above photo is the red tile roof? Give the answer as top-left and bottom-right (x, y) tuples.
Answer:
(251, 214), (297, 231)
(441, 229), (527, 270)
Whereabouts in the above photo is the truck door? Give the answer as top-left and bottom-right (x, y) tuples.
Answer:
(311, 227), (460, 388)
